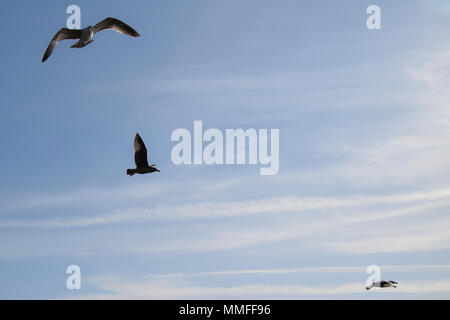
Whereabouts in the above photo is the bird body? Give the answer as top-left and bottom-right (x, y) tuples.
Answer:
(366, 280), (398, 290)
(127, 133), (159, 176)
(42, 17), (140, 62)
(127, 167), (159, 176)
(70, 26), (94, 48)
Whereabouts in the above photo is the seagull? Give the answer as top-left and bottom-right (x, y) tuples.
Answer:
(127, 133), (160, 176)
(42, 17), (140, 62)
(366, 280), (398, 290)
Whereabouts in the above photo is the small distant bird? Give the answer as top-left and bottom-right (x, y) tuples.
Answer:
(366, 280), (398, 290)
(127, 133), (160, 176)
(42, 17), (140, 62)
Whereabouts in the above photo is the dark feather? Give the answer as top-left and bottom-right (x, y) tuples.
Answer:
(93, 17), (140, 37)
(134, 133), (149, 168)
(42, 28), (81, 62)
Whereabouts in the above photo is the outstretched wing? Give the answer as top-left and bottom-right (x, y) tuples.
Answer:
(134, 133), (149, 168)
(42, 28), (81, 62)
(93, 17), (140, 37)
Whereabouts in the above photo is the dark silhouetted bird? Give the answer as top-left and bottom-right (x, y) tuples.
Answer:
(42, 17), (140, 62)
(366, 280), (398, 290)
(127, 133), (159, 176)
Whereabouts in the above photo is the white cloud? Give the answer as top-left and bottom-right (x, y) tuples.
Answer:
(2, 187), (450, 229)
(75, 269), (450, 299)
(0, 177), (241, 215)
(0, 182), (169, 214)
(143, 264), (450, 279)
(79, 282), (365, 299)
(276, 51), (450, 188)
(1, 187), (449, 258)
(326, 217), (450, 254)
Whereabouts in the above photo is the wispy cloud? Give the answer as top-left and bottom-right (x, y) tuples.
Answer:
(0, 177), (241, 215)
(143, 264), (450, 279)
(275, 51), (450, 188)
(2, 188), (449, 229)
(326, 218), (450, 254)
(77, 282), (366, 299)
(75, 265), (450, 299)
(0, 182), (169, 214)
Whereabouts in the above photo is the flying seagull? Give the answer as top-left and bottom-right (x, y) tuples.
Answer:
(42, 17), (140, 62)
(127, 133), (160, 176)
(366, 280), (398, 290)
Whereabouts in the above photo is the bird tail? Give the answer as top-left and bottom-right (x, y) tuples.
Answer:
(127, 169), (136, 176)
(70, 40), (93, 48)
(70, 41), (83, 48)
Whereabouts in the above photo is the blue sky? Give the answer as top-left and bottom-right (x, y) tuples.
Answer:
(1, 0), (450, 299)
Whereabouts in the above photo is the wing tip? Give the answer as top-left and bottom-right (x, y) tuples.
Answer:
(135, 133), (142, 141)
(125, 29), (140, 37)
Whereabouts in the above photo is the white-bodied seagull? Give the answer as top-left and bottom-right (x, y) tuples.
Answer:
(366, 280), (398, 290)
(127, 133), (160, 176)
(42, 17), (140, 62)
